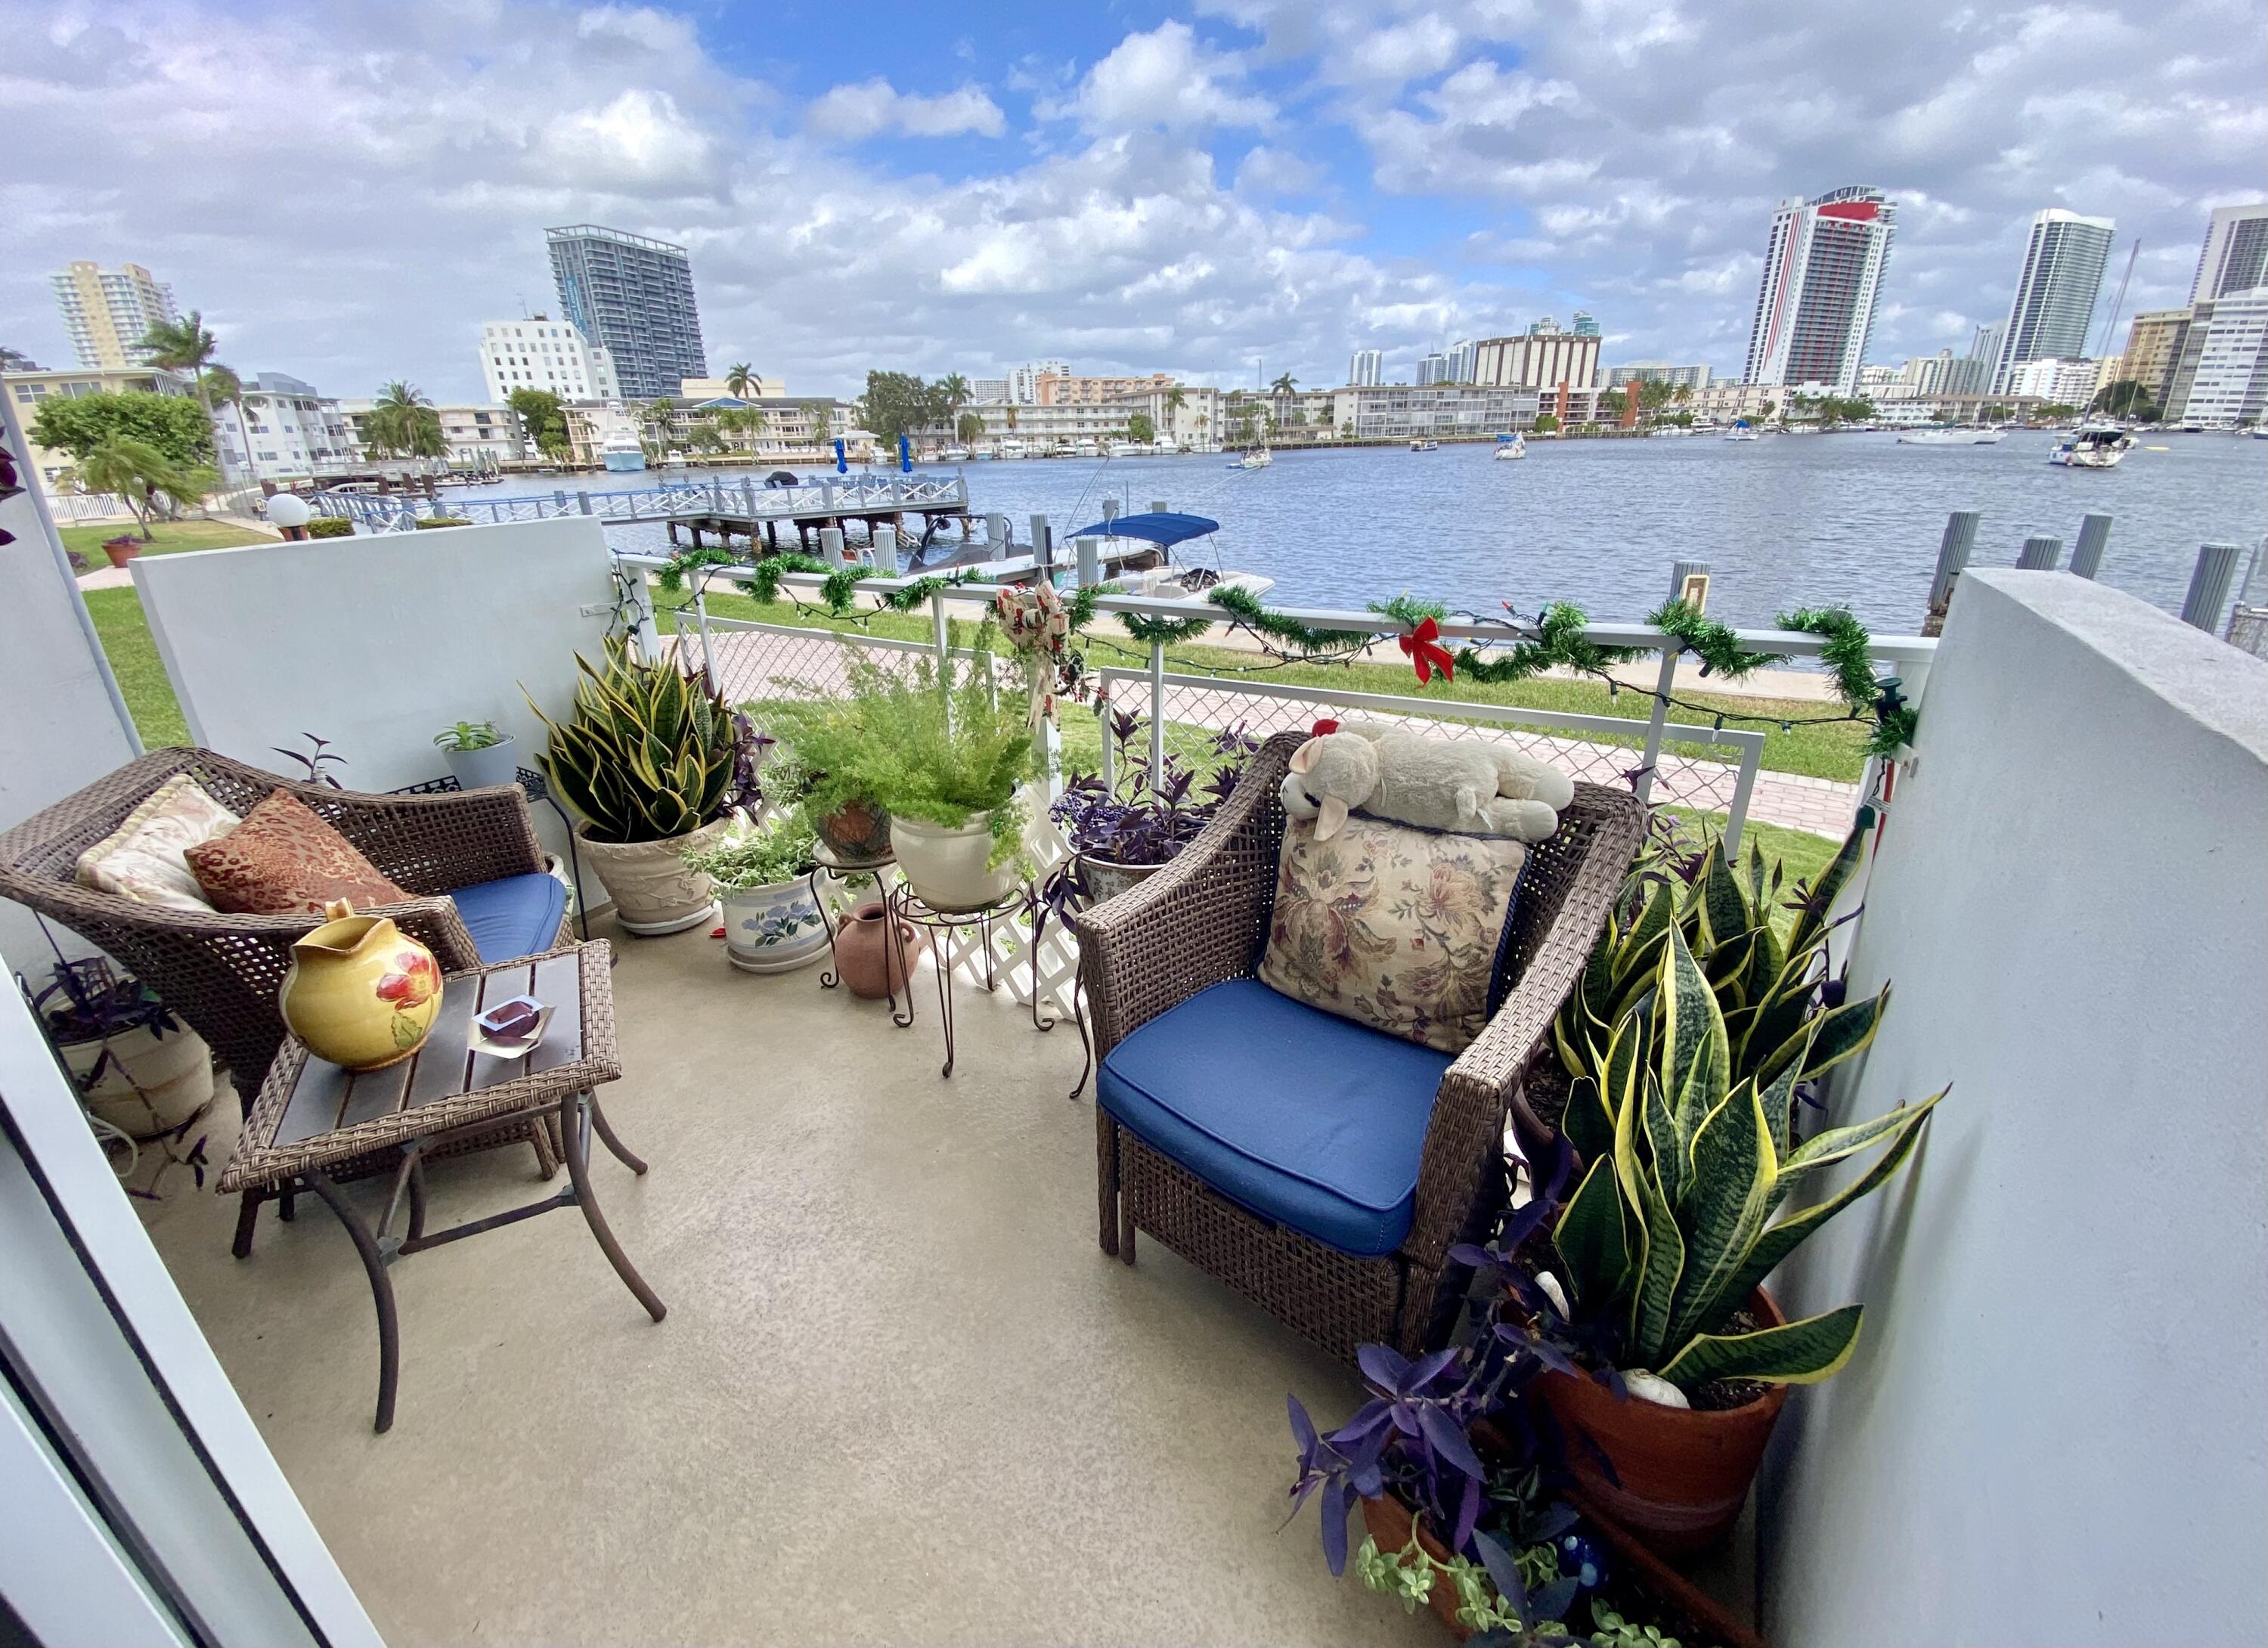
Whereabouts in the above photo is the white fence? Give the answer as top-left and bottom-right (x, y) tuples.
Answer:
(313, 473), (970, 532)
(45, 491), (132, 524)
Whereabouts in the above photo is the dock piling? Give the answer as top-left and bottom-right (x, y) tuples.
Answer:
(2071, 514), (2112, 580)
(1925, 511), (1979, 635)
(1076, 536), (1101, 589)
(1030, 516), (1054, 577)
(2017, 535), (2063, 570)
(819, 526), (846, 570)
(2180, 543), (2243, 632)
(874, 526), (899, 576)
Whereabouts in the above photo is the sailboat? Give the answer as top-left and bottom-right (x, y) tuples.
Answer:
(1493, 433), (1527, 460)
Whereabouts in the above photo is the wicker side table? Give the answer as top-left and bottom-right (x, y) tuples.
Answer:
(218, 940), (664, 1433)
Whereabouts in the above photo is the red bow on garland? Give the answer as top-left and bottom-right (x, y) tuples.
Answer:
(1399, 617), (1455, 685)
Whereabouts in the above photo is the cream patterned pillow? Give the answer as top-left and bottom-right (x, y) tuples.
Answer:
(1259, 813), (1529, 1054)
(76, 773), (241, 911)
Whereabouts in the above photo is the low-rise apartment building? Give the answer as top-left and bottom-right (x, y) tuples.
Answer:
(5, 364), (193, 485)
(212, 373), (353, 482)
(339, 400), (526, 469)
(2164, 286), (2268, 428)
(479, 317), (619, 404)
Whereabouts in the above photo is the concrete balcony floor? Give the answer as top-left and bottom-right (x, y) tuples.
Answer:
(135, 918), (1436, 1646)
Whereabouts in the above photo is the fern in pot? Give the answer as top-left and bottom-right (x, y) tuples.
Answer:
(528, 637), (755, 935)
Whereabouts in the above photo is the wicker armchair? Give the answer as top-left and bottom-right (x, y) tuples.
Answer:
(1074, 731), (1645, 1365)
(0, 748), (572, 1244)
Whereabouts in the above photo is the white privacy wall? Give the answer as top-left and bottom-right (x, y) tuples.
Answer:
(133, 518), (619, 853)
(0, 394), (141, 973)
(1761, 570), (2268, 1645)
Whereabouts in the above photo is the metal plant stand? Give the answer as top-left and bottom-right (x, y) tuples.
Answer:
(808, 841), (916, 1021)
(889, 878), (1087, 1083)
(218, 942), (662, 1433)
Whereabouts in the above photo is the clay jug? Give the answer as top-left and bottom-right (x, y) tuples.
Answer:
(835, 900), (922, 999)
(281, 900), (442, 1070)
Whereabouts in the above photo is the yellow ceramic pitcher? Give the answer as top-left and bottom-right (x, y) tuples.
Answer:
(280, 900), (442, 1070)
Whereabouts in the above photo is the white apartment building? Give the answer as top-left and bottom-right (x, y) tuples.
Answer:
(479, 317), (620, 403)
(50, 261), (180, 369)
(339, 400), (527, 468)
(680, 375), (785, 401)
(971, 378), (1010, 404)
(5, 364), (191, 486)
(1743, 187), (1897, 394)
(1605, 361), (1714, 391)
(211, 373), (353, 482)
(1010, 360), (1070, 404)
(2164, 287), (2268, 428)
(1326, 382), (1606, 440)
(2002, 357), (2103, 406)
(1348, 348), (1383, 387)
(1993, 210), (2116, 393)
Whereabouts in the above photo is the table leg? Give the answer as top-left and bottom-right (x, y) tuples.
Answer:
(558, 1090), (666, 1322)
(302, 1169), (401, 1434)
(587, 1094), (649, 1175)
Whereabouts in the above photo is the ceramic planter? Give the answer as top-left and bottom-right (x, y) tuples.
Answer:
(891, 812), (1015, 912)
(64, 1022), (215, 1140)
(1075, 851), (1165, 906)
(815, 797), (891, 863)
(720, 876), (830, 974)
(442, 735), (519, 792)
(834, 900), (925, 998)
(280, 912), (442, 1070)
(576, 817), (728, 936)
(1535, 1287), (1790, 1555)
(103, 537), (141, 568)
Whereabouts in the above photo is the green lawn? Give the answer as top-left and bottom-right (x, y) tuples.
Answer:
(66, 520), (271, 748)
(61, 517), (272, 565)
(656, 585), (1870, 782)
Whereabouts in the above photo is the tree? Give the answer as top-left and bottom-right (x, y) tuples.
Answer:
(725, 362), (757, 399)
(1978, 401), (2009, 423)
(857, 371), (937, 445)
(688, 419), (726, 454)
(363, 380), (445, 460)
(1269, 373), (1297, 395)
(1532, 411), (1560, 433)
(1758, 399), (1777, 421)
(802, 400), (834, 454)
(68, 435), (214, 539)
(2093, 379), (2158, 420)
(1126, 410), (1157, 445)
(1637, 378), (1676, 415)
(29, 390), (213, 466)
(1161, 385), (1187, 446)
(510, 388), (572, 457)
(2032, 401), (2081, 421)
(956, 410), (987, 446)
(715, 406), (767, 451)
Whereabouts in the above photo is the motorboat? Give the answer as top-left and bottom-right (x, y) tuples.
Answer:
(1409, 438), (1441, 451)
(937, 447), (971, 463)
(1723, 421), (1760, 441)
(1063, 510), (1272, 602)
(1226, 445), (1272, 470)
(600, 437), (645, 473)
(1898, 428), (2009, 446)
(2048, 425), (2133, 468)
(1493, 434), (1527, 461)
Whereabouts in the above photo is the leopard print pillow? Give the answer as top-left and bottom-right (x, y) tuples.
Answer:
(186, 789), (411, 915)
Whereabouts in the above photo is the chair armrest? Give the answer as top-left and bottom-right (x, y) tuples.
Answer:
(1403, 785), (1647, 1266)
(1070, 731), (1299, 1055)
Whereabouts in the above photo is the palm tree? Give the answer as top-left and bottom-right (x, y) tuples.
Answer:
(203, 363), (248, 473)
(725, 362), (756, 399)
(1269, 373), (1297, 395)
(366, 380), (446, 460)
(138, 310), (231, 480)
(939, 373), (971, 411)
(71, 435), (211, 539)
(956, 410), (987, 446)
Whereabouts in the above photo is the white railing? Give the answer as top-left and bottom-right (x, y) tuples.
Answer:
(622, 549), (1927, 849)
(308, 472), (971, 532)
(45, 491), (132, 523)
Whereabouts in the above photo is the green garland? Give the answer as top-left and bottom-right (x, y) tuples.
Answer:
(733, 552), (835, 605)
(655, 545), (745, 593)
(1644, 597), (1774, 680)
(1780, 606), (1916, 757)
(1206, 584), (1369, 658)
(1449, 603), (1648, 684)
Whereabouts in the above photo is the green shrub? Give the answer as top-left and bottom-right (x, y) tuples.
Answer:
(414, 516), (472, 529)
(306, 516), (355, 538)
(683, 813), (817, 890)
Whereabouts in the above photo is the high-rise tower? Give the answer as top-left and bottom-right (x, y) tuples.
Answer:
(1741, 187), (1896, 393)
(545, 225), (706, 401)
(50, 261), (180, 369)
(2190, 203), (2268, 303)
(1991, 209), (2115, 393)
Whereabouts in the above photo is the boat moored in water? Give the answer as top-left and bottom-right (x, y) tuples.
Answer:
(1899, 427), (2009, 446)
(1493, 434), (1527, 460)
(1409, 438), (1441, 451)
(2048, 425), (2133, 468)
(1062, 510), (1273, 602)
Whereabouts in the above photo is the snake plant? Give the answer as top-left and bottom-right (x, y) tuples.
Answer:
(529, 637), (745, 844)
(1548, 826), (1944, 1391)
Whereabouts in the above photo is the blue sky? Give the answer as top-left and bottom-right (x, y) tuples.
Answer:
(3, 0), (2261, 402)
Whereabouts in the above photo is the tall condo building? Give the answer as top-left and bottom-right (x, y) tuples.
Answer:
(50, 261), (180, 369)
(1991, 209), (2115, 393)
(2163, 287), (2268, 428)
(1010, 360), (1070, 404)
(1742, 186), (1896, 393)
(1416, 350), (1451, 386)
(1445, 339), (1479, 384)
(545, 225), (705, 401)
(479, 317), (620, 403)
(1347, 348), (1383, 387)
(2189, 203), (2268, 303)
(1571, 311), (1600, 339)
(2119, 308), (2193, 407)
(1473, 330), (1602, 391)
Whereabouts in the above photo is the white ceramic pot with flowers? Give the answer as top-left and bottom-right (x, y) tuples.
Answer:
(684, 814), (831, 974)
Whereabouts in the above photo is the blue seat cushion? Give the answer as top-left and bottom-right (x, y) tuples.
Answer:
(1098, 977), (1452, 1257)
(445, 872), (569, 964)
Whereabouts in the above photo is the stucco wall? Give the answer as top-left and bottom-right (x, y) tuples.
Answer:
(132, 518), (619, 857)
(0, 395), (141, 974)
(1761, 569), (2268, 1644)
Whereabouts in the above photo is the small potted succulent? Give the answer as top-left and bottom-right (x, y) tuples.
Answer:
(528, 637), (758, 935)
(433, 719), (518, 791)
(1052, 712), (1257, 904)
(30, 958), (215, 1141)
(684, 811), (829, 974)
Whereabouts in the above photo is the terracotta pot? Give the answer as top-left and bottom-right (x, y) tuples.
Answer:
(1535, 1288), (1789, 1555)
(577, 817), (728, 935)
(63, 1022), (215, 1140)
(815, 798), (891, 863)
(720, 875), (829, 974)
(1359, 1492), (1470, 1638)
(891, 812), (1015, 912)
(834, 900), (924, 999)
(1075, 851), (1164, 906)
(103, 537), (142, 568)
(280, 912), (442, 1070)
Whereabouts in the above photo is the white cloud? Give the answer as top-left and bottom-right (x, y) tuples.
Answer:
(1235, 145), (1326, 196)
(806, 79), (1006, 141)
(1060, 20), (1275, 133)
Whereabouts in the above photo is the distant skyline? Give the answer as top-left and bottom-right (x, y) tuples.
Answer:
(3, 0), (2262, 402)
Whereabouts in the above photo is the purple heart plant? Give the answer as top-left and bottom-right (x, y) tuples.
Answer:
(1050, 710), (1257, 871)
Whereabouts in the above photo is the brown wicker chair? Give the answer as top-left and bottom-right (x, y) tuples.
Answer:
(0, 748), (573, 1244)
(1074, 730), (1645, 1365)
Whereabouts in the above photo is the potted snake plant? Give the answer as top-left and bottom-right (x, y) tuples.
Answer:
(528, 637), (755, 935)
(1507, 825), (1944, 1554)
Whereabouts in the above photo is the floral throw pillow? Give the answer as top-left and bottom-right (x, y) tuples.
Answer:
(185, 789), (412, 916)
(1258, 814), (1529, 1054)
(76, 773), (241, 911)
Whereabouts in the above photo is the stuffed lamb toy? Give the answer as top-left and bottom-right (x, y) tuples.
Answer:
(1279, 719), (1573, 843)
